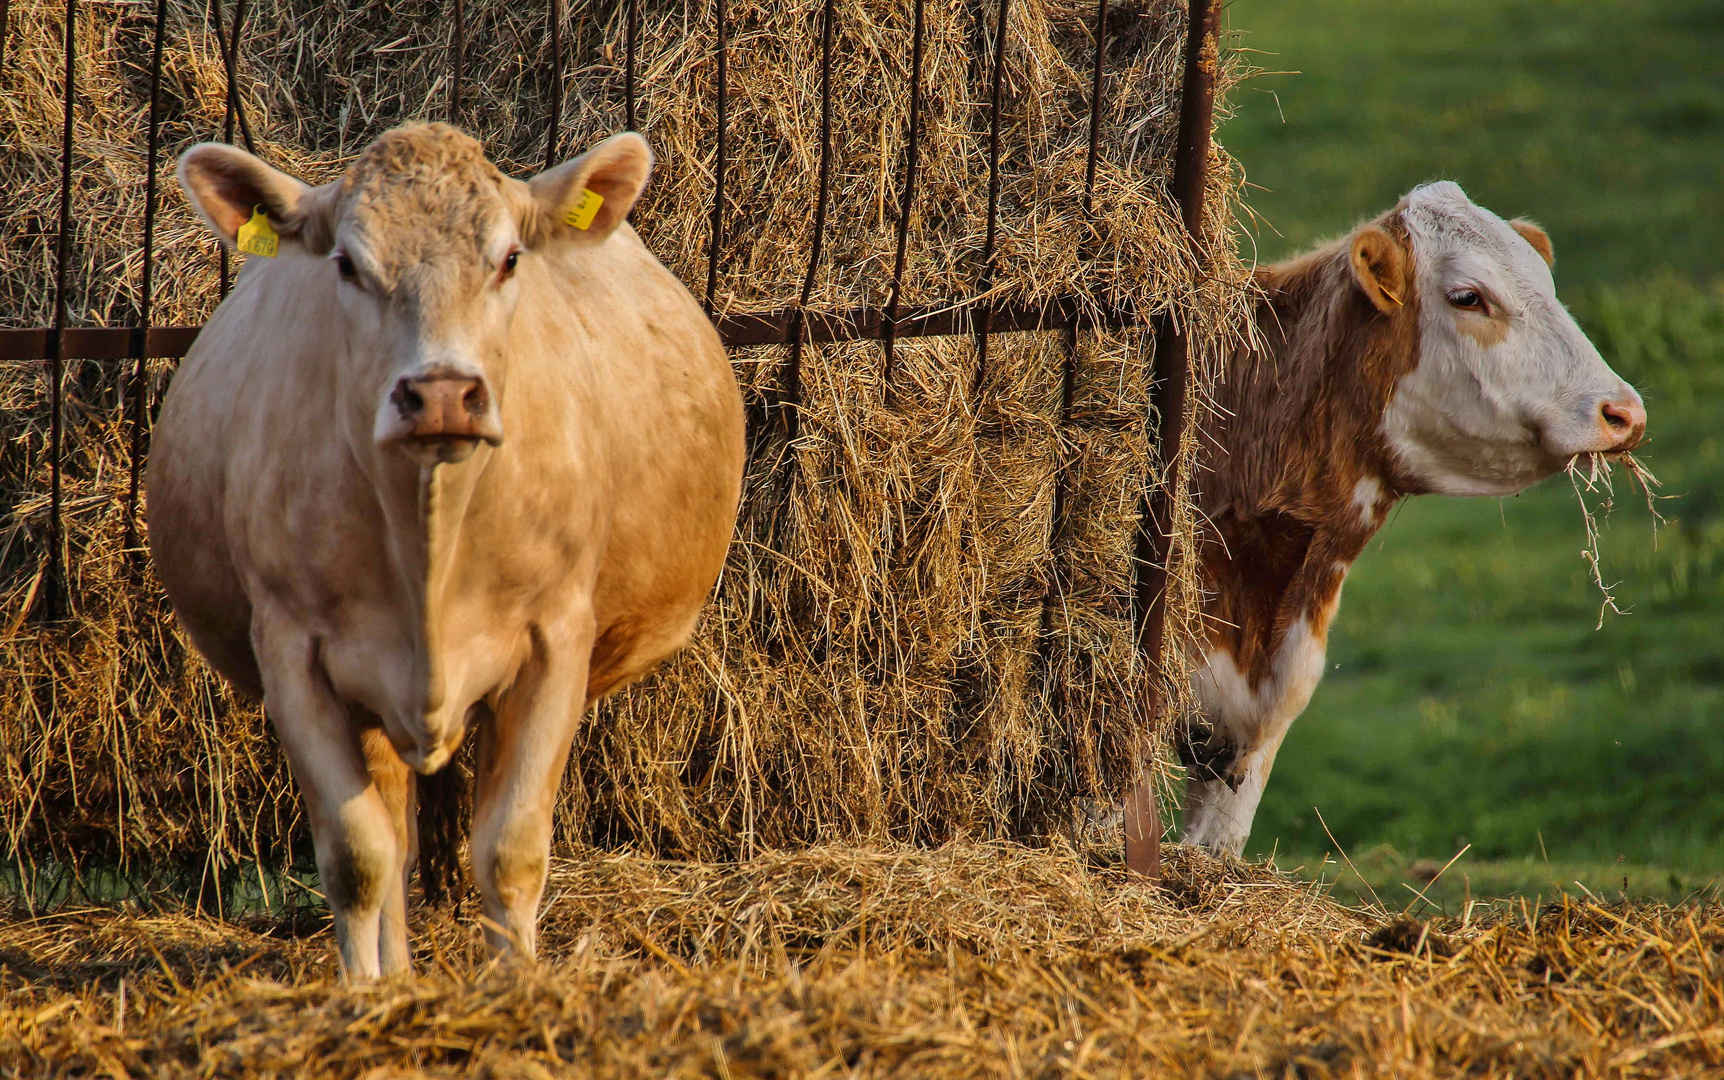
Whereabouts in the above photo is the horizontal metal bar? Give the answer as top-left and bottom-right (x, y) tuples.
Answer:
(0, 327), (202, 362)
(0, 300), (1138, 363)
(717, 298), (1134, 345)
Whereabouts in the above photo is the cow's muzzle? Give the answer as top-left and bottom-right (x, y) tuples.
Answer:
(376, 370), (504, 463)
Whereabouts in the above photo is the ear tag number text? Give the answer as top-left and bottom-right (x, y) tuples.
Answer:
(237, 205), (279, 258)
(564, 188), (604, 231)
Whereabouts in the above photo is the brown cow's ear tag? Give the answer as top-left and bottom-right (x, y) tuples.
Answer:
(236, 205), (279, 257)
(563, 188), (604, 231)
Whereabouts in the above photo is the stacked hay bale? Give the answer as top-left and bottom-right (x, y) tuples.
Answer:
(0, 0), (1249, 887)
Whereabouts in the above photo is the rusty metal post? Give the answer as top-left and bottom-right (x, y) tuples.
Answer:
(703, 0), (728, 315)
(1128, 0), (1221, 881)
(124, 0), (169, 561)
(544, 0), (564, 168)
(784, 0), (836, 445)
(211, 0), (255, 298)
(624, 0), (639, 130)
(971, 0), (1009, 397)
(41, 0), (77, 620)
(450, 0), (465, 120)
(880, 0), (928, 393)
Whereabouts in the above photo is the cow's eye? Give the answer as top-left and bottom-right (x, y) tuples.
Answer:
(1447, 288), (1487, 313)
(336, 254), (358, 283)
(500, 251), (521, 279)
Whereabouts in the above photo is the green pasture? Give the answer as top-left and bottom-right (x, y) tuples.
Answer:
(1223, 0), (1724, 283)
(1211, 0), (1724, 897)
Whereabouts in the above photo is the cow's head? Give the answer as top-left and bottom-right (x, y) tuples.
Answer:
(178, 124), (651, 467)
(1351, 181), (1645, 496)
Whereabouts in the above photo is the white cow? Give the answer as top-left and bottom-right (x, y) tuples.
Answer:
(1181, 182), (1646, 854)
(150, 123), (745, 977)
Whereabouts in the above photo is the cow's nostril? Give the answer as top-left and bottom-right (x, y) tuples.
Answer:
(391, 380), (425, 416)
(1602, 402), (1628, 429)
(461, 381), (488, 417)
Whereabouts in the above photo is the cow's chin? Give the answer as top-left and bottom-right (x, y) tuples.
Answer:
(400, 435), (484, 467)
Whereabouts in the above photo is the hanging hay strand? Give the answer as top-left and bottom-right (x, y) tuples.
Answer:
(0, 0), (1251, 877)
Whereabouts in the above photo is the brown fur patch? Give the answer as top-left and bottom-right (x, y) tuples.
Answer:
(1509, 219), (1556, 267)
(1198, 209), (1424, 686)
(1349, 226), (1408, 314)
(1455, 311), (1510, 348)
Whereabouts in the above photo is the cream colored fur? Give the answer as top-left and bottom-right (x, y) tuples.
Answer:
(150, 125), (745, 979)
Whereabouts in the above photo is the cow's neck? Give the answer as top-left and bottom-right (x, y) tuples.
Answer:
(366, 448), (492, 719)
(1198, 237), (1423, 686)
(414, 461), (484, 712)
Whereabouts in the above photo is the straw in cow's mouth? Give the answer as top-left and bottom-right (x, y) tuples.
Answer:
(1566, 450), (1665, 629)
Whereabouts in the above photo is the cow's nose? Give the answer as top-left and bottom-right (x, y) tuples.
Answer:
(1598, 396), (1646, 451)
(390, 375), (496, 442)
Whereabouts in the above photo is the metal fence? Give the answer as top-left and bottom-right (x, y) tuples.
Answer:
(0, 0), (1223, 874)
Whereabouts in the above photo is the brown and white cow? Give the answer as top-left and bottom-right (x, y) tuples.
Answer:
(149, 124), (745, 977)
(1179, 181), (1646, 855)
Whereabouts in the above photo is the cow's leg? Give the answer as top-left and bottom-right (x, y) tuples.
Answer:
(471, 617), (593, 959)
(361, 727), (416, 976)
(1181, 733), (1293, 855)
(254, 620), (399, 981)
(1181, 622), (1328, 856)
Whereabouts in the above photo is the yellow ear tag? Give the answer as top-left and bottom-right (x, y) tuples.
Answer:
(236, 205), (279, 258)
(563, 188), (604, 231)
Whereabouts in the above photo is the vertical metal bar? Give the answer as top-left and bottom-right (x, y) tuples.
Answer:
(124, 0), (169, 560)
(880, 0), (928, 391)
(213, 0), (229, 297)
(211, 0), (256, 297)
(1082, 0), (1107, 216)
(544, 0), (564, 169)
(703, 0), (727, 316)
(1128, 0), (1221, 882)
(971, 0), (1009, 397)
(214, 0), (256, 154)
(0, 0), (11, 80)
(784, 0), (836, 445)
(624, 0), (639, 130)
(450, 0), (465, 121)
(43, 0), (76, 619)
(1036, 0), (1101, 786)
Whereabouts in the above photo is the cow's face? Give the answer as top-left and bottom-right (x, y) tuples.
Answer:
(1371, 182), (1645, 497)
(178, 125), (651, 468)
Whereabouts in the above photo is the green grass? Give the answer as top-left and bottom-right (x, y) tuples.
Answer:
(1222, 0), (1724, 284)
(1272, 847), (1724, 913)
(1206, 0), (1724, 896)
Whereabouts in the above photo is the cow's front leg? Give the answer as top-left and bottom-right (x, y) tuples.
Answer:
(1181, 741), (1284, 856)
(1180, 627), (1327, 856)
(254, 619), (402, 980)
(470, 616), (593, 959)
(361, 727), (416, 976)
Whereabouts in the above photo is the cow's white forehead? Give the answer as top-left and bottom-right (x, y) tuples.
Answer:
(1398, 181), (1553, 295)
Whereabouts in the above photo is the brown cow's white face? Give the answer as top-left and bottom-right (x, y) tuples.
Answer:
(1382, 181), (1645, 497)
(178, 124), (652, 469)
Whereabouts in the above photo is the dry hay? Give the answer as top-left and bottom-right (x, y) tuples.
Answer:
(0, 0), (1253, 879)
(0, 843), (1721, 1078)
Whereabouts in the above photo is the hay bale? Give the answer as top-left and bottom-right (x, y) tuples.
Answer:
(0, 0), (1250, 877)
(1, 845), (1719, 1077)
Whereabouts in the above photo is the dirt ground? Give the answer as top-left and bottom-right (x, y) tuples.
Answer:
(1, 843), (1720, 1078)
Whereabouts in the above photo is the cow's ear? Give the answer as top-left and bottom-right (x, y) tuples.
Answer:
(1509, 219), (1555, 268)
(527, 132), (652, 245)
(178, 143), (319, 251)
(1349, 226), (1409, 316)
